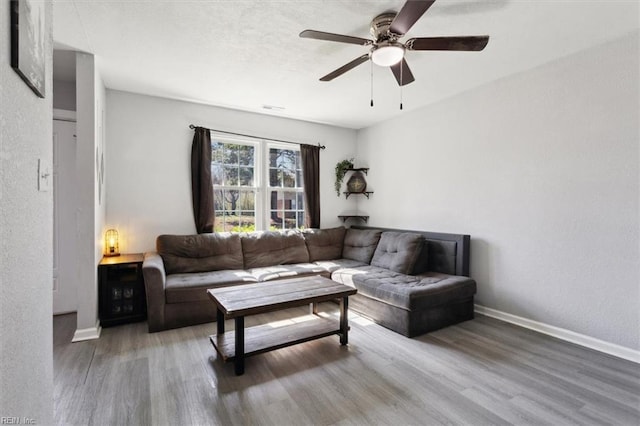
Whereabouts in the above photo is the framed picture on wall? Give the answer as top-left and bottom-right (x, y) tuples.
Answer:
(10, 0), (46, 98)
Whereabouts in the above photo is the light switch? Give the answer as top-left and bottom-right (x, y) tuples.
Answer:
(38, 159), (51, 192)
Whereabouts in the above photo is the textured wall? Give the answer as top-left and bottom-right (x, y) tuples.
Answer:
(356, 33), (640, 351)
(0, 1), (54, 423)
(105, 90), (358, 253)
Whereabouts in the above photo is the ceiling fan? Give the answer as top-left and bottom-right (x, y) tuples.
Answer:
(299, 0), (489, 86)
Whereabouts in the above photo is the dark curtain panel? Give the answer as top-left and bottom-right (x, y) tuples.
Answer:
(300, 144), (321, 229)
(191, 127), (214, 233)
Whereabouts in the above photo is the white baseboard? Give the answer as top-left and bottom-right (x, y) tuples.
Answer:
(474, 305), (640, 364)
(72, 321), (102, 342)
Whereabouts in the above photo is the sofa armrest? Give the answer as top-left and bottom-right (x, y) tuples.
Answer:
(143, 252), (167, 332)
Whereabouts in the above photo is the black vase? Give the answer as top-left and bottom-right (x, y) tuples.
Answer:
(346, 171), (367, 193)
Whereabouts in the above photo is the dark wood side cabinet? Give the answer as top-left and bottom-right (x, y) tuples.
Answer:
(99, 253), (146, 327)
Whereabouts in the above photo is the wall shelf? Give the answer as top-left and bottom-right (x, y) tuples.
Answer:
(338, 215), (369, 223)
(345, 167), (369, 176)
(343, 191), (373, 199)
(339, 167), (373, 222)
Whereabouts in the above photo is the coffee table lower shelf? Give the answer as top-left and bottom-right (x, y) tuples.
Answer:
(209, 315), (343, 361)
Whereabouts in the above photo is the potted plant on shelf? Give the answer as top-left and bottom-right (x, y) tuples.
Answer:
(335, 158), (354, 196)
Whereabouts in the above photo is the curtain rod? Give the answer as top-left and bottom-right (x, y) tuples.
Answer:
(189, 124), (326, 150)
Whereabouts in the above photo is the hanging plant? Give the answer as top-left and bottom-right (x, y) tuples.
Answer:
(334, 158), (354, 196)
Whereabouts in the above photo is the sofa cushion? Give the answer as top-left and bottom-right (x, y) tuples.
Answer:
(303, 226), (346, 261)
(342, 228), (382, 263)
(331, 265), (398, 288)
(241, 230), (309, 269)
(332, 266), (476, 311)
(165, 270), (257, 303)
(249, 263), (328, 282)
(313, 258), (368, 273)
(371, 232), (424, 274)
(157, 233), (244, 275)
(364, 272), (476, 311)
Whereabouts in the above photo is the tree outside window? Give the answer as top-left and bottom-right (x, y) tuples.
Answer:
(212, 141), (257, 232)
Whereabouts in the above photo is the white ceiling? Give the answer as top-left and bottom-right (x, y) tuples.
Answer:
(53, 0), (639, 129)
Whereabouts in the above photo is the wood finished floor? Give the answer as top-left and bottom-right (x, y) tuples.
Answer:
(53, 305), (640, 426)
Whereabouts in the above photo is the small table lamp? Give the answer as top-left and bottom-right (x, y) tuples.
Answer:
(104, 229), (120, 257)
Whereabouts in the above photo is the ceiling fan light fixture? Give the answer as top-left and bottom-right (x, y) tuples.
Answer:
(371, 43), (405, 67)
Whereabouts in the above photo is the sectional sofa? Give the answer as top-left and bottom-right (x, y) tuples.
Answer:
(142, 226), (476, 337)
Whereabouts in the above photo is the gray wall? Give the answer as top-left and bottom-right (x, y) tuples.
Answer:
(356, 32), (639, 351)
(0, 0), (54, 423)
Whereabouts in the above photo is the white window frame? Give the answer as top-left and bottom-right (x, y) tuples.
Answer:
(264, 141), (304, 231)
(211, 135), (262, 232)
(211, 136), (304, 231)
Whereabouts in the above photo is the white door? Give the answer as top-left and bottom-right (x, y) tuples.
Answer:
(53, 119), (78, 314)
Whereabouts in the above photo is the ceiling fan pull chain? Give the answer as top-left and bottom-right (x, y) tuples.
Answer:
(400, 62), (403, 110)
(370, 59), (374, 107)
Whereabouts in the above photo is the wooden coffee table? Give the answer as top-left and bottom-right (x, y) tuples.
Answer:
(207, 275), (357, 375)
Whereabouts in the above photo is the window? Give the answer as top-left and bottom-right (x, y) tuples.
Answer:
(212, 140), (257, 232)
(268, 146), (304, 230)
(211, 137), (304, 232)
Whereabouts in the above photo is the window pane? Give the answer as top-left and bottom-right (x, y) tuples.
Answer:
(269, 148), (279, 168)
(283, 169), (295, 188)
(284, 211), (296, 229)
(213, 211), (227, 232)
(239, 167), (254, 186)
(212, 164), (223, 185)
(238, 190), (255, 210)
(269, 168), (281, 187)
(297, 211), (305, 228)
(224, 144), (238, 164)
(214, 190), (224, 211)
(297, 193), (305, 210)
(238, 145), (254, 166)
(269, 214), (283, 231)
(280, 150), (296, 170)
(212, 142), (223, 163)
(286, 191), (298, 209)
(224, 166), (238, 185)
(228, 190), (240, 211)
(238, 211), (255, 232)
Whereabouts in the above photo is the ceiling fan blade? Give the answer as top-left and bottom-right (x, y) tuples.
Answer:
(390, 59), (415, 86)
(319, 54), (370, 81)
(406, 36), (489, 51)
(389, 0), (436, 36)
(300, 30), (372, 46)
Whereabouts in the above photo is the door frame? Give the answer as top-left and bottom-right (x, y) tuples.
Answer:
(53, 108), (77, 315)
